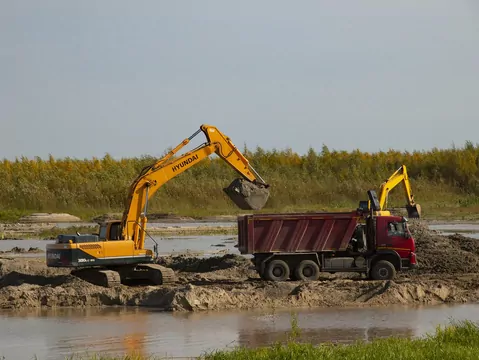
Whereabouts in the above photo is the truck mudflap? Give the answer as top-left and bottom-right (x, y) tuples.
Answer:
(223, 178), (270, 210)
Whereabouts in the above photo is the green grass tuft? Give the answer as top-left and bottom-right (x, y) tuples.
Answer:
(48, 319), (479, 360)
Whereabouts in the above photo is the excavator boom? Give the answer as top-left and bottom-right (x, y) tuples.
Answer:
(46, 123), (270, 287)
(121, 124), (270, 247)
(360, 165), (421, 219)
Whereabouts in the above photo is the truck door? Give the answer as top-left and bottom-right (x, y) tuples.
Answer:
(376, 217), (412, 259)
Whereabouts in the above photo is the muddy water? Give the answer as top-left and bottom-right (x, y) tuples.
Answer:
(1, 304), (479, 360)
(429, 223), (479, 239)
(0, 235), (239, 258)
(2, 223), (479, 257)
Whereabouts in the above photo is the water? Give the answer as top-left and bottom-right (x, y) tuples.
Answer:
(3, 222), (479, 258)
(428, 223), (479, 239)
(0, 235), (240, 259)
(0, 304), (479, 360)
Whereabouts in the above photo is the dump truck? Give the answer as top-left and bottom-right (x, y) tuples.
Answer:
(237, 190), (417, 281)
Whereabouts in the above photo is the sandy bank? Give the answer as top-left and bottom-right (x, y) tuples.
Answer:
(0, 222), (478, 312)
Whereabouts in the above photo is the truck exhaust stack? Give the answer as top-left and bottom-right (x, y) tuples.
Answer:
(223, 178), (270, 210)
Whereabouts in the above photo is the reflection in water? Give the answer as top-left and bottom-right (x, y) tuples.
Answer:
(1, 304), (479, 359)
(237, 326), (414, 347)
(43, 308), (149, 359)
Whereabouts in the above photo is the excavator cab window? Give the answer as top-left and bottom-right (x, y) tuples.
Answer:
(99, 225), (107, 240)
(109, 223), (121, 240)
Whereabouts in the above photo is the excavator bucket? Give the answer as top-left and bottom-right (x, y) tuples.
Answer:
(406, 204), (421, 219)
(223, 178), (270, 210)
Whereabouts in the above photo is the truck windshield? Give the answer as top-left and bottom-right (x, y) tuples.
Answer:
(387, 221), (406, 237)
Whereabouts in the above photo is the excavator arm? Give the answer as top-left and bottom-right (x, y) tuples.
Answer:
(359, 165), (421, 219)
(120, 124), (270, 248)
(376, 165), (421, 218)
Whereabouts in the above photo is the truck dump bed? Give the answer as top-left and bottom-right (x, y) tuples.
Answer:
(237, 211), (362, 254)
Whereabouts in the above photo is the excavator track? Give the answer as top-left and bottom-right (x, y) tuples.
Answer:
(137, 264), (177, 285)
(71, 268), (121, 288)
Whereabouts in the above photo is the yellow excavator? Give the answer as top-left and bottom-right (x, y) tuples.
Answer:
(359, 165), (421, 219)
(45, 124), (270, 287)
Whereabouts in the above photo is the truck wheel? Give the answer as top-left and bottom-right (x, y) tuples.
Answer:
(265, 259), (290, 281)
(294, 260), (320, 281)
(370, 260), (396, 280)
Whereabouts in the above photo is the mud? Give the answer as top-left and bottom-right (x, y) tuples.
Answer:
(19, 213), (81, 223)
(0, 223), (56, 239)
(0, 247), (43, 254)
(0, 222), (478, 312)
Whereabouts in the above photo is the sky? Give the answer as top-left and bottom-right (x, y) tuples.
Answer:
(1, 0), (478, 160)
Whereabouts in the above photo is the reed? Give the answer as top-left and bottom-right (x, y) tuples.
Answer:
(1, 142), (479, 221)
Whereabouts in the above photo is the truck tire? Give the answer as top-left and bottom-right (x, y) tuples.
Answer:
(294, 260), (320, 281)
(265, 259), (290, 281)
(370, 260), (396, 280)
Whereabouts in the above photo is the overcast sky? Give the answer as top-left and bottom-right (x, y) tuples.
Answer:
(1, 1), (478, 160)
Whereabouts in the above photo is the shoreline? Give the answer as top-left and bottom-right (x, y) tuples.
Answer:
(1, 212), (479, 240)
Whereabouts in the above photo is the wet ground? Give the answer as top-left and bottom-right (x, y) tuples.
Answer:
(1, 222), (478, 257)
(1, 221), (479, 359)
(0, 234), (239, 259)
(1, 303), (479, 359)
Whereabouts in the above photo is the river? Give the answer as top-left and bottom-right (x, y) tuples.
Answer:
(1, 304), (479, 360)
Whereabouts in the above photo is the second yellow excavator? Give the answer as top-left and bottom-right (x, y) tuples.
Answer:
(45, 124), (270, 287)
(359, 165), (421, 219)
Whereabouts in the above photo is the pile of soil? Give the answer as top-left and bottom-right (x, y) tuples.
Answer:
(0, 247), (43, 254)
(158, 253), (250, 272)
(409, 221), (479, 274)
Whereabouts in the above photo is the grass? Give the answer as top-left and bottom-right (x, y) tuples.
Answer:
(201, 320), (479, 360)
(2, 142), (479, 223)
(55, 319), (479, 360)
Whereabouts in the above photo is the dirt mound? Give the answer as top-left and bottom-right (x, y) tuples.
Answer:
(0, 247), (44, 254)
(19, 213), (81, 223)
(0, 271), (72, 287)
(158, 253), (251, 273)
(0, 258), (70, 278)
(409, 221), (479, 274)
